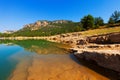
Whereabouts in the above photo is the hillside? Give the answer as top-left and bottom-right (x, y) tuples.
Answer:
(0, 20), (120, 37)
(11, 20), (81, 37)
(20, 20), (72, 31)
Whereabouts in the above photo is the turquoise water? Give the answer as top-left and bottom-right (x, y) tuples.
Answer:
(0, 40), (69, 80)
(0, 44), (23, 80)
(0, 40), (118, 80)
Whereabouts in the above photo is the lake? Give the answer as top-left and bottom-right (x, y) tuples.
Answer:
(0, 40), (118, 80)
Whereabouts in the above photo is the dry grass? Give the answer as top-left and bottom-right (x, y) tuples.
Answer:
(81, 27), (120, 36)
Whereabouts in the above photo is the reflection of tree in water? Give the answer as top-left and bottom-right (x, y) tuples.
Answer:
(29, 45), (68, 54)
(0, 40), (69, 54)
(0, 40), (112, 80)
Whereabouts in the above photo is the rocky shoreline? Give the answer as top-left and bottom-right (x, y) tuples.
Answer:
(72, 49), (120, 72)
(40, 32), (120, 73)
(69, 32), (120, 73)
(0, 32), (120, 73)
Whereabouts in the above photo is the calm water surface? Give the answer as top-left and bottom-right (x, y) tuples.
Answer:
(0, 40), (118, 80)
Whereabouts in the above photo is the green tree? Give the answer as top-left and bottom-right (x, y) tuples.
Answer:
(108, 17), (115, 24)
(94, 17), (104, 28)
(81, 14), (94, 30)
(111, 10), (120, 22)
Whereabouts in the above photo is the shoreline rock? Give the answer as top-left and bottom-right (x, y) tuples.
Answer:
(86, 32), (120, 44)
(1, 31), (120, 73)
(70, 46), (120, 73)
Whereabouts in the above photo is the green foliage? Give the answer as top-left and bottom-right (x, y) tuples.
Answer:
(108, 17), (115, 24)
(111, 10), (120, 23)
(94, 17), (104, 28)
(81, 15), (95, 30)
(6, 22), (82, 37)
(0, 33), (11, 37)
(1, 11), (120, 37)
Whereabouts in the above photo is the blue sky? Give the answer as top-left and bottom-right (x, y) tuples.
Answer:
(0, 0), (120, 32)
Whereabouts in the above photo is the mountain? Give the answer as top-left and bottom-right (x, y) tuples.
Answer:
(10, 20), (81, 37)
(0, 20), (81, 37)
(20, 20), (73, 31)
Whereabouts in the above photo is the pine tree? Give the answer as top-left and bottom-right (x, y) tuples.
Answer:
(111, 10), (120, 23)
(81, 15), (94, 30)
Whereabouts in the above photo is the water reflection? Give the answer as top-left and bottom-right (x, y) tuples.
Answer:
(0, 40), (112, 80)
(0, 40), (69, 54)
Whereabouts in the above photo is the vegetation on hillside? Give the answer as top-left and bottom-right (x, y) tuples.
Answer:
(108, 17), (115, 24)
(0, 10), (120, 37)
(108, 11), (120, 27)
(94, 17), (104, 28)
(11, 22), (82, 37)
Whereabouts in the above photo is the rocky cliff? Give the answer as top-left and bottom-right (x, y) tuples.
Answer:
(21, 20), (72, 31)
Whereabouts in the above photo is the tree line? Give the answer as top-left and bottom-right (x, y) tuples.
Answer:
(0, 10), (120, 37)
(80, 10), (120, 30)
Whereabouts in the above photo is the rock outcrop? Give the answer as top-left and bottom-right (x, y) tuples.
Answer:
(21, 20), (72, 31)
(67, 32), (120, 73)
(23, 20), (49, 31)
(87, 32), (120, 44)
(73, 49), (120, 72)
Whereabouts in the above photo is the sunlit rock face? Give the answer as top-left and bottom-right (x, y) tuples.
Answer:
(87, 32), (120, 44)
(23, 21), (49, 31)
(21, 20), (72, 31)
(34, 21), (49, 27)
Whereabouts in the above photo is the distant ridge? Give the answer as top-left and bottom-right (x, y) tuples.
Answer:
(21, 20), (73, 31)
(10, 20), (80, 36)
